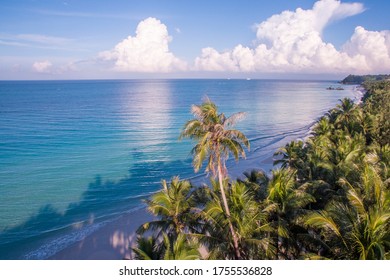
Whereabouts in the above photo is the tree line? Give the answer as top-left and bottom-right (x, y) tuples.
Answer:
(341, 74), (390, 84)
(132, 80), (390, 260)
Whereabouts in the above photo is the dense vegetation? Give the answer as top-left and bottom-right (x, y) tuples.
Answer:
(341, 74), (390, 84)
(132, 80), (390, 260)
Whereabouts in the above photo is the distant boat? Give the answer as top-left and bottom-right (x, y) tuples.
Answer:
(246, 78), (251, 81)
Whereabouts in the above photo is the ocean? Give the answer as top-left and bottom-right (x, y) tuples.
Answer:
(0, 79), (358, 259)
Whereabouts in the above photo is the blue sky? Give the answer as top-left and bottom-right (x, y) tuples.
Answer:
(0, 0), (389, 79)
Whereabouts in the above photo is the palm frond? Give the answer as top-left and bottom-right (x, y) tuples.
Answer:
(224, 112), (246, 127)
(305, 211), (342, 238)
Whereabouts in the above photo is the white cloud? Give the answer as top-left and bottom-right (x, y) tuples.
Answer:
(32, 60), (52, 73)
(195, 0), (390, 74)
(342, 26), (390, 72)
(99, 17), (187, 72)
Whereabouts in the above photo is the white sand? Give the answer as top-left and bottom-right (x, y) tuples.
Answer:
(50, 208), (153, 260)
(50, 154), (275, 260)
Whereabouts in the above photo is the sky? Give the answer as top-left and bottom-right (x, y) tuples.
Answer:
(0, 0), (389, 80)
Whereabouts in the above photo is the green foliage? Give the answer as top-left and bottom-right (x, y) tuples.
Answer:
(179, 97), (249, 176)
(132, 81), (390, 260)
(137, 177), (197, 237)
(179, 97), (250, 259)
(133, 233), (200, 260)
(340, 74), (390, 84)
(362, 81), (390, 146)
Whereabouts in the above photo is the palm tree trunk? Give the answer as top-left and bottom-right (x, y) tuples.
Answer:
(217, 162), (241, 260)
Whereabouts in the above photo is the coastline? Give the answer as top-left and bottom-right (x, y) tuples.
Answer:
(49, 151), (276, 260)
(48, 90), (363, 260)
(49, 207), (153, 260)
(26, 81), (359, 260)
(48, 146), (278, 260)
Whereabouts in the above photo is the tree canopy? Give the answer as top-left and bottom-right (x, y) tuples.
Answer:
(133, 80), (390, 260)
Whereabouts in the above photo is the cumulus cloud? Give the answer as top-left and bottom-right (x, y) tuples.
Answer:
(32, 60), (52, 73)
(99, 17), (187, 72)
(342, 26), (390, 72)
(195, 0), (390, 74)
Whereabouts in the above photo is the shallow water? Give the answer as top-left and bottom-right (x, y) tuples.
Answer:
(0, 79), (357, 259)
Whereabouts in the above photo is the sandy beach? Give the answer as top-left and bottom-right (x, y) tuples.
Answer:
(46, 86), (367, 260)
(49, 156), (275, 260)
(50, 208), (153, 260)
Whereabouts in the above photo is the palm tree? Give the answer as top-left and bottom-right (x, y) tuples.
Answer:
(137, 177), (196, 237)
(228, 181), (274, 259)
(305, 197), (390, 259)
(312, 117), (333, 138)
(264, 168), (315, 259)
(334, 98), (361, 133)
(197, 179), (273, 259)
(132, 233), (200, 260)
(329, 132), (365, 186)
(180, 97), (250, 259)
(274, 140), (305, 169)
(132, 235), (164, 260)
(305, 156), (390, 259)
(239, 169), (269, 202)
(273, 140), (308, 180)
(162, 233), (200, 260)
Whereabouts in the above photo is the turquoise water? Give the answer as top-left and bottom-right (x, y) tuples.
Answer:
(0, 79), (357, 259)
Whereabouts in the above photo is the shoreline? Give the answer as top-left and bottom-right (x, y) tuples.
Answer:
(48, 149), (276, 260)
(49, 151), (276, 260)
(49, 207), (153, 260)
(48, 87), (362, 260)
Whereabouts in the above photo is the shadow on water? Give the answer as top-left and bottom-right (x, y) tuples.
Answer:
(0, 149), (195, 259)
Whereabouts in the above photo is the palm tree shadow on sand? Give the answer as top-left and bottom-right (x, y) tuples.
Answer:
(0, 149), (195, 260)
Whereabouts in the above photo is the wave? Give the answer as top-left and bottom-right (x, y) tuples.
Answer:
(23, 205), (146, 260)
(1, 79), (357, 259)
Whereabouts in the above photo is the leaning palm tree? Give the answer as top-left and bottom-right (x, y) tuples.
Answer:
(196, 179), (273, 259)
(180, 97), (250, 259)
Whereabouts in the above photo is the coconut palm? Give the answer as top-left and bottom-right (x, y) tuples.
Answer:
(197, 179), (273, 259)
(273, 140), (309, 180)
(363, 81), (390, 146)
(372, 144), (390, 179)
(328, 132), (366, 186)
(180, 98), (250, 259)
(312, 117), (334, 138)
(132, 235), (164, 260)
(162, 233), (200, 260)
(305, 136), (334, 181)
(305, 157), (390, 259)
(137, 177), (196, 237)
(274, 140), (307, 170)
(228, 181), (274, 259)
(334, 98), (361, 133)
(305, 197), (390, 259)
(264, 168), (315, 259)
(239, 169), (269, 202)
(133, 233), (200, 260)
